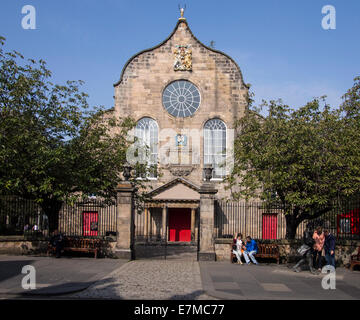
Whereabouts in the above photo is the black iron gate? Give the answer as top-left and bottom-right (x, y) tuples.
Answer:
(132, 206), (200, 260)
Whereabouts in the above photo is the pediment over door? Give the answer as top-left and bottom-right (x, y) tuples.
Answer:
(148, 178), (200, 201)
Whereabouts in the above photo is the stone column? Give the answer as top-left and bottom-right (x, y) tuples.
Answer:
(115, 182), (135, 259)
(191, 208), (196, 241)
(199, 181), (218, 261)
(162, 205), (167, 240)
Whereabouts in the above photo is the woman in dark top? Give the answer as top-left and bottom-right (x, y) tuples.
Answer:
(324, 229), (336, 268)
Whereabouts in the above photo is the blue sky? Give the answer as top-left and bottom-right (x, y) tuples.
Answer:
(0, 0), (359, 110)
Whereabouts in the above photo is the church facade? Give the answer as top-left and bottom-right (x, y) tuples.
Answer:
(113, 13), (249, 260)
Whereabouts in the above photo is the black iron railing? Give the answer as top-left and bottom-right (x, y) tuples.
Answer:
(0, 196), (117, 239)
(2, 196), (359, 241)
(215, 200), (360, 240)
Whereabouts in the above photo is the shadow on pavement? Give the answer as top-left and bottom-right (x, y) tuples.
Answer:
(0, 260), (34, 282)
(169, 290), (206, 300)
(20, 281), (95, 297)
(64, 277), (125, 299)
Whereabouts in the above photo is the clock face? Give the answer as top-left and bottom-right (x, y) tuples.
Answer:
(162, 80), (201, 117)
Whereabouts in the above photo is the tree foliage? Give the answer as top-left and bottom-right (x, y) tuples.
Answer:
(227, 78), (360, 238)
(0, 37), (146, 214)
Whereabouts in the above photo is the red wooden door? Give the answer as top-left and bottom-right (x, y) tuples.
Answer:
(262, 214), (277, 240)
(82, 212), (99, 236)
(168, 208), (191, 242)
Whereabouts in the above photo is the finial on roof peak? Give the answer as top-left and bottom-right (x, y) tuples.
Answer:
(178, 4), (186, 20)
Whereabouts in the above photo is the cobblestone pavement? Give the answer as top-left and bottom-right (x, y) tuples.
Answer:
(70, 260), (216, 300)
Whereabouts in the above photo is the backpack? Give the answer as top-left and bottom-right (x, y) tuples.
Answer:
(298, 244), (310, 256)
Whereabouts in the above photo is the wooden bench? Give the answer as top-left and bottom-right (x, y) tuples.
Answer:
(48, 237), (101, 258)
(231, 243), (280, 264)
(350, 247), (360, 271)
(255, 243), (280, 264)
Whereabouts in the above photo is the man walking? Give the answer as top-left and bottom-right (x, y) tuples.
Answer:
(324, 229), (336, 268)
(293, 227), (317, 274)
(243, 236), (259, 265)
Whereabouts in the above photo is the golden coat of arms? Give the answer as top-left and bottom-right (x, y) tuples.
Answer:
(173, 45), (192, 71)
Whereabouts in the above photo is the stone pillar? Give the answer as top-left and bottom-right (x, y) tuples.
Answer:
(191, 208), (196, 241)
(115, 182), (135, 259)
(198, 182), (218, 261)
(162, 205), (167, 240)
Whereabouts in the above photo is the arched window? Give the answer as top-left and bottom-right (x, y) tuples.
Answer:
(135, 117), (158, 178)
(203, 119), (227, 179)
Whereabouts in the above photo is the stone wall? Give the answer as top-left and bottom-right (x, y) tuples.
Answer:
(112, 19), (249, 198)
(0, 238), (48, 255)
(0, 238), (117, 257)
(215, 238), (360, 267)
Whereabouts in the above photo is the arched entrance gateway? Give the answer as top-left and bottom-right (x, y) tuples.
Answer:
(112, 9), (248, 261)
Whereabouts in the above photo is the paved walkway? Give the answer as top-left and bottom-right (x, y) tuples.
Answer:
(1, 255), (360, 300)
(70, 260), (214, 300)
(0, 255), (127, 298)
(200, 262), (360, 300)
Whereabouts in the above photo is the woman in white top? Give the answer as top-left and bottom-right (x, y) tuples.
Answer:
(232, 233), (244, 264)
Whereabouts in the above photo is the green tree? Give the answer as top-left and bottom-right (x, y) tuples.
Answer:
(0, 37), (148, 228)
(227, 79), (360, 239)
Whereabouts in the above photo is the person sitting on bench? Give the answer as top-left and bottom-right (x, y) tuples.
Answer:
(243, 236), (259, 265)
(50, 230), (64, 258)
(232, 233), (244, 264)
